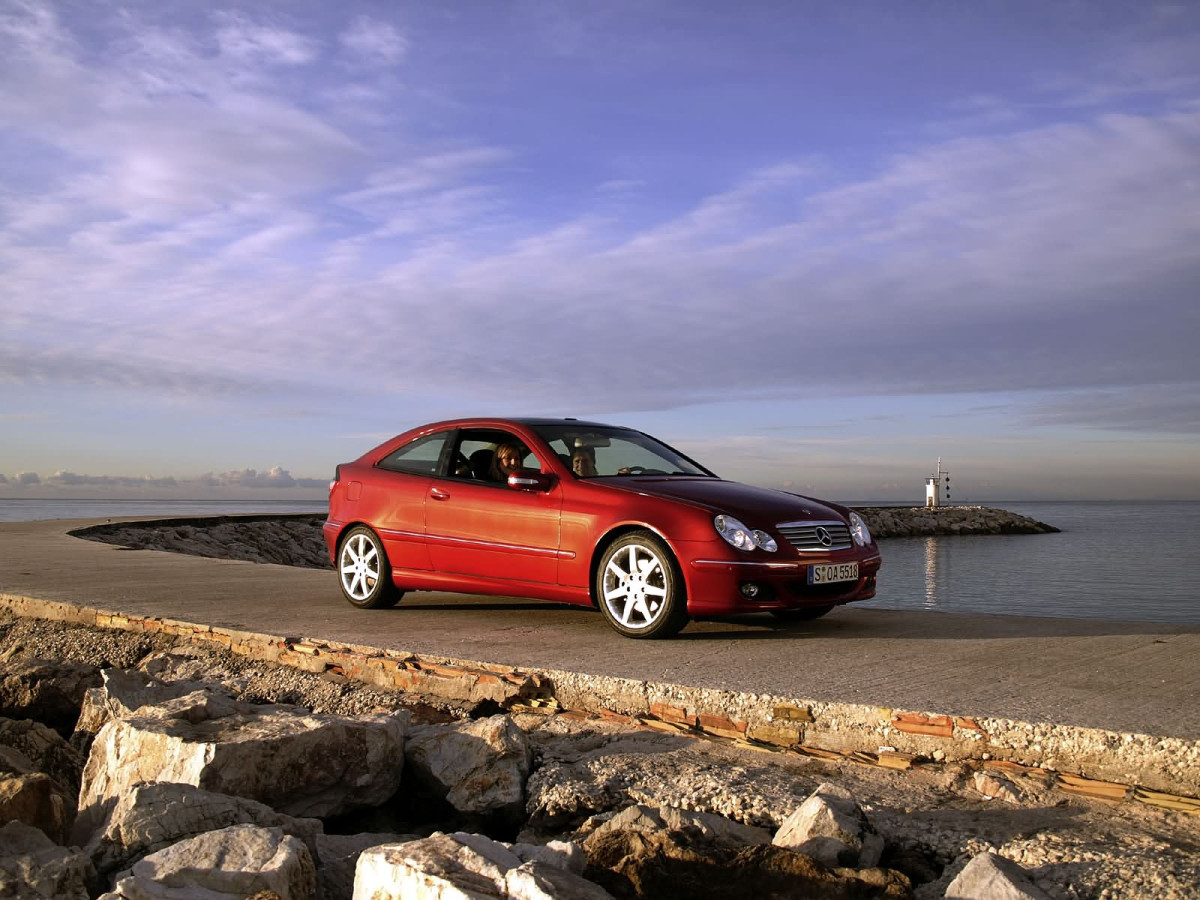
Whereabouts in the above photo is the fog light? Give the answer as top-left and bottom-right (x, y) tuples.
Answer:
(739, 582), (761, 599)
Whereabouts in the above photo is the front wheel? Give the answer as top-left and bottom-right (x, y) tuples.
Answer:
(337, 526), (402, 609)
(595, 531), (689, 639)
(770, 604), (835, 622)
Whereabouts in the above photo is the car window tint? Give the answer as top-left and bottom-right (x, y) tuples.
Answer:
(377, 432), (449, 476)
(453, 430), (541, 482)
(529, 425), (710, 477)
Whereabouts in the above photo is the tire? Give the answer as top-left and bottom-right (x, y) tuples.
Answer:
(770, 604), (835, 622)
(595, 531), (689, 638)
(337, 526), (402, 609)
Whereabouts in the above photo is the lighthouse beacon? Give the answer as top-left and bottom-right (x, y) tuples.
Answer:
(925, 458), (950, 508)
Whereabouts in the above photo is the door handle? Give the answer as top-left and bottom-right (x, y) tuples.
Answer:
(430, 487), (451, 501)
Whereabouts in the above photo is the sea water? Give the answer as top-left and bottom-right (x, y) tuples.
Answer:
(0, 498), (327, 523)
(856, 501), (1200, 624)
(2, 498), (1197, 625)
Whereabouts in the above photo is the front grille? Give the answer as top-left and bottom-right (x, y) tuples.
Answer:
(777, 520), (852, 552)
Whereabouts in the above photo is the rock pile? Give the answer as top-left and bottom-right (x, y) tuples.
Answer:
(0, 638), (1099, 900)
(852, 507), (1059, 538)
(71, 506), (1059, 571)
(74, 515), (332, 568)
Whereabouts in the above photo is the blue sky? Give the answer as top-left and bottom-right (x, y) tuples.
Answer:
(2, 0), (1198, 502)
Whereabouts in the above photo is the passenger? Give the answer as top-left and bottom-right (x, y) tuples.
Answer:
(571, 445), (597, 477)
(489, 442), (527, 482)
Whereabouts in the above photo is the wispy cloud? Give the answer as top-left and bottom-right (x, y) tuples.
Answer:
(46, 471), (178, 488)
(1025, 386), (1200, 434)
(339, 15), (408, 67)
(197, 467), (326, 489)
(2, 1), (1198, 496)
(214, 12), (319, 67)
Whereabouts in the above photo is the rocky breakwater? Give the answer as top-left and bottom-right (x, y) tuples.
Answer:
(0, 651), (925, 900)
(2, 619), (1197, 899)
(852, 507), (1059, 539)
(71, 507), (1060, 571)
(75, 514), (332, 568)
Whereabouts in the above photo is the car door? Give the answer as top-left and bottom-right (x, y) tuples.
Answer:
(424, 429), (564, 584)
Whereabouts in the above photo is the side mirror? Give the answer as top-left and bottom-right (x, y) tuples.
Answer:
(507, 468), (552, 492)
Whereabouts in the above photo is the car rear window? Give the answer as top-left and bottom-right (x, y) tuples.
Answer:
(377, 431), (448, 476)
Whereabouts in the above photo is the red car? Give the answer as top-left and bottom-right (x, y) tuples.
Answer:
(324, 418), (881, 638)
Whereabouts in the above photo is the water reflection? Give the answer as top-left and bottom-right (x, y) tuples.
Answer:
(923, 537), (939, 609)
(860, 502), (1200, 623)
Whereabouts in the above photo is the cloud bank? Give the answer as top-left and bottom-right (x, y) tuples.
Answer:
(1, 467), (326, 493)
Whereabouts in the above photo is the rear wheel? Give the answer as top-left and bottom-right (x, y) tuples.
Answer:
(595, 531), (689, 639)
(770, 604), (835, 622)
(337, 526), (402, 609)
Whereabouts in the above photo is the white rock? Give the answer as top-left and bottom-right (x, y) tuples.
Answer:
(353, 833), (503, 899)
(583, 803), (771, 850)
(771, 782), (884, 868)
(317, 831), (419, 900)
(503, 860), (613, 900)
(352, 832), (611, 900)
(74, 667), (232, 747)
(0, 770), (75, 844)
(0, 820), (91, 900)
(510, 839), (587, 875)
(0, 716), (85, 795)
(105, 824), (315, 900)
(972, 772), (1024, 805)
(405, 716), (532, 815)
(85, 781), (324, 882)
(945, 851), (1051, 899)
(74, 689), (408, 842)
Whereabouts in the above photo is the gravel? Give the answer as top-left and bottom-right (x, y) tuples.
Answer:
(3, 611), (1198, 898)
(9, 516), (1199, 898)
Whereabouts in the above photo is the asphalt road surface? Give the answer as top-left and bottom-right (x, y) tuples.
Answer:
(2, 518), (1198, 739)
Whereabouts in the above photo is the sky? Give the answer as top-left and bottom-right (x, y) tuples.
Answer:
(1, 0), (1198, 503)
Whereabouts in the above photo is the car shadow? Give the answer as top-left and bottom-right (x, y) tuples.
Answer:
(398, 600), (589, 613)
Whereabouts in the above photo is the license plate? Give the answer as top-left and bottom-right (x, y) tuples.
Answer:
(808, 562), (859, 585)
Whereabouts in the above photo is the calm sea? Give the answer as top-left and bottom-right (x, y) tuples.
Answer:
(0, 498), (327, 523)
(855, 501), (1200, 625)
(2, 498), (1197, 625)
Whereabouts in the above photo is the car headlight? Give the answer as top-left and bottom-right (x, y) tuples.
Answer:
(849, 511), (872, 547)
(714, 515), (778, 552)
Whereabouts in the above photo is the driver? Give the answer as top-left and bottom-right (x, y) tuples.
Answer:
(571, 445), (597, 477)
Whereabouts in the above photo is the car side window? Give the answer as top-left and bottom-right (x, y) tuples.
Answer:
(376, 432), (449, 476)
(452, 429), (540, 483)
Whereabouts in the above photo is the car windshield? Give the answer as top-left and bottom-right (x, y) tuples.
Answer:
(531, 425), (712, 478)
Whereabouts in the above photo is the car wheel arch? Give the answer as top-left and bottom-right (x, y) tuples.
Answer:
(589, 523), (686, 608)
(335, 520), (374, 554)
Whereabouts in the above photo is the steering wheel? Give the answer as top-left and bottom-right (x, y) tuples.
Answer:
(620, 465), (648, 475)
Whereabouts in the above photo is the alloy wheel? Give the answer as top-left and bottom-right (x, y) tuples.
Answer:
(601, 541), (670, 630)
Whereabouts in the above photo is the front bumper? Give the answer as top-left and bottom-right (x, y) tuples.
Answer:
(684, 552), (882, 615)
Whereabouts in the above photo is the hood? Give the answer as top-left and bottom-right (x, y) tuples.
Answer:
(606, 477), (848, 525)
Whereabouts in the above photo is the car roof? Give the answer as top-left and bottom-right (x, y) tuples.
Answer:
(508, 417), (629, 429)
(420, 417), (632, 431)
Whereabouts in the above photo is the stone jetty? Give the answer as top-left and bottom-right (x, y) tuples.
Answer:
(71, 505), (1059, 571)
(852, 506), (1059, 539)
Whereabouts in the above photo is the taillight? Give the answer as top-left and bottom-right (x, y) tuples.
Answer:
(329, 465), (341, 493)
